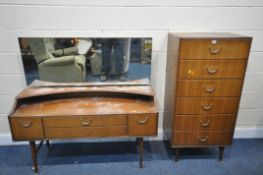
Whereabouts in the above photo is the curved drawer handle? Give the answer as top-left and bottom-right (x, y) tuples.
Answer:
(201, 104), (213, 111)
(137, 117), (149, 125)
(197, 136), (208, 143)
(206, 66), (218, 74)
(80, 119), (92, 127)
(19, 121), (32, 128)
(204, 86), (216, 93)
(199, 120), (210, 127)
(209, 47), (221, 54)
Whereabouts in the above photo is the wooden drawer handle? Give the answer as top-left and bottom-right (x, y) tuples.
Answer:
(206, 66), (218, 74)
(197, 136), (208, 143)
(209, 47), (221, 54)
(19, 121), (32, 128)
(204, 86), (216, 93)
(201, 104), (213, 111)
(199, 120), (210, 127)
(137, 117), (149, 125)
(80, 119), (92, 127)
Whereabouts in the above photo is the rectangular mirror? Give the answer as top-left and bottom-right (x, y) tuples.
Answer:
(19, 37), (152, 84)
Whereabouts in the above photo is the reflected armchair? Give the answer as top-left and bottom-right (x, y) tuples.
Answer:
(28, 38), (86, 82)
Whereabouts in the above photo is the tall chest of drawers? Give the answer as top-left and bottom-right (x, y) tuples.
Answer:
(163, 33), (252, 161)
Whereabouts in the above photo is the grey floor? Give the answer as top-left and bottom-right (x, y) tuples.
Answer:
(0, 139), (262, 175)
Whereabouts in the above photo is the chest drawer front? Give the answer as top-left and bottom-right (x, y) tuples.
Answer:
(178, 60), (246, 79)
(10, 117), (44, 141)
(172, 131), (233, 146)
(175, 97), (239, 114)
(174, 114), (236, 131)
(128, 114), (158, 136)
(177, 79), (243, 97)
(43, 115), (127, 128)
(45, 127), (127, 139)
(179, 39), (251, 60)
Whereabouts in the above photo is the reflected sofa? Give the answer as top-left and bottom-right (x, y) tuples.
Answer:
(28, 38), (86, 82)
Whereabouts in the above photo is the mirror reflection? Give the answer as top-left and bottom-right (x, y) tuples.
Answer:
(19, 37), (152, 84)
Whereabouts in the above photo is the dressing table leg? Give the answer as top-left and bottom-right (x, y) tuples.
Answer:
(46, 140), (50, 149)
(138, 137), (144, 168)
(29, 141), (39, 173)
(219, 146), (225, 161)
(175, 148), (180, 162)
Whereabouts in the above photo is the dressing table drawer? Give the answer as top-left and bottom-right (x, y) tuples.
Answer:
(179, 39), (251, 60)
(128, 114), (158, 136)
(45, 126), (128, 139)
(10, 117), (44, 140)
(178, 60), (246, 79)
(43, 115), (128, 128)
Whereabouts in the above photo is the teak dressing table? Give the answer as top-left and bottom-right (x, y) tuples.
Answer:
(8, 79), (158, 173)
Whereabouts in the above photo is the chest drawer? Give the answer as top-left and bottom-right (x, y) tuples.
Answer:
(174, 114), (236, 131)
(43, 115), (127, 128)
(179, 39), (251, 60)
(177, 79), (243, 97)
(175, 97), (239, 114)
(172, 131), (233, 146)
(179, 60), (246, 79)
(128, 114), (158, 136)
(9, 117), (44, 141)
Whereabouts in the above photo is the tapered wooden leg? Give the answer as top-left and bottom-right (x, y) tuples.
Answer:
(138, 137), (144, 168)
(219, 146), (225, 161)
(46, 140), (50, 149)
(175, 148), (180, 162)
(29, 141), (39, 173)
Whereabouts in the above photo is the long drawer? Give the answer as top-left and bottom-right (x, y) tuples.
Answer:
(43, 115), (127, 128)
(179, 39), (251, 60)
(45, 127), (127, 139)
(175, 97), (239, 114)
(178, 60), (247, 79)
(172, 131), (233, 146)
(174, 114), (236, 131)
(176, 79), (243, 97)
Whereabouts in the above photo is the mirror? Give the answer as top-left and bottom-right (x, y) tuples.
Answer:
(19, 37), (152, 85)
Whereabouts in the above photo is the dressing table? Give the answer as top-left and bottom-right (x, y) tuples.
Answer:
(8, 79), (158, 173)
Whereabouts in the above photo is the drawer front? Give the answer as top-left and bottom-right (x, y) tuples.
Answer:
(177, 79), (243, 97)
(178, 60), (246, 79)
(43, 115), (127, 128)
(45, 127), (127, 139)
(179, 39), (251, 60)
(174, 114), (236, 131)
(10, 117), (44, 140)
(172, 131), (233, 146)
(128, 114), (158, 136)
(176, 97), (239, 114)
